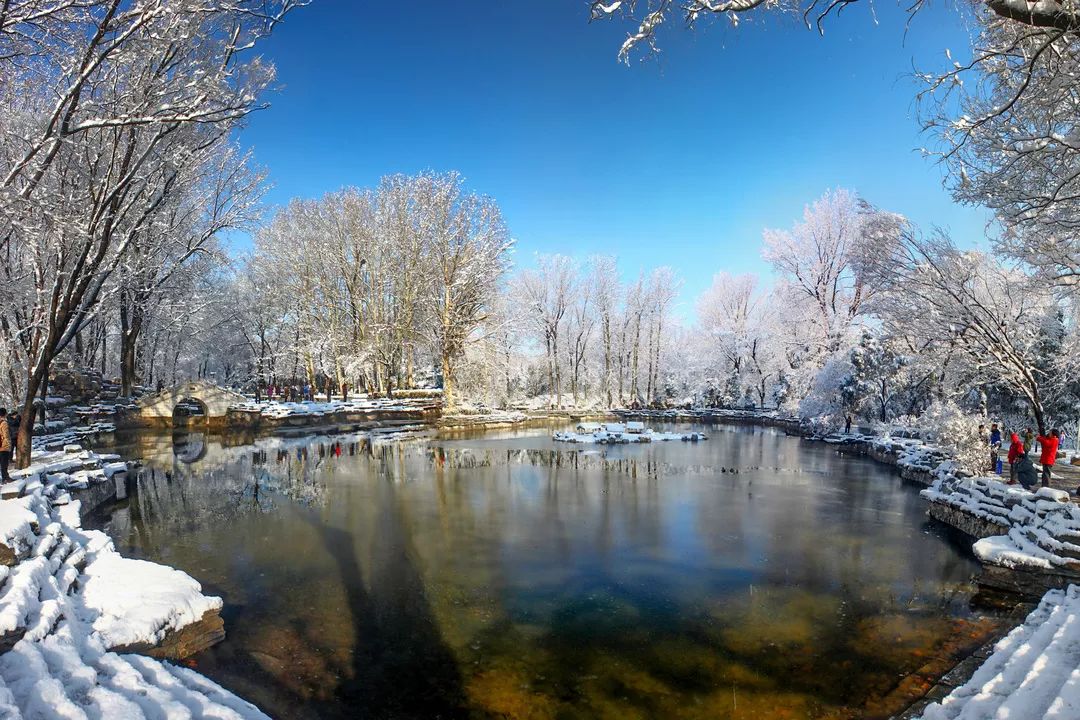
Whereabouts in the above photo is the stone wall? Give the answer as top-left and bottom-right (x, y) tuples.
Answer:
(927, 502), (1010, 540)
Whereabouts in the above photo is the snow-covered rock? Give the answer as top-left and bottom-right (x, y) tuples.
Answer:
(0, 496), (40, 565)
(80, 554), (223, 650)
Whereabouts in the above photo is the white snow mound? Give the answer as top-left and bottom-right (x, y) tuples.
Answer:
(80, 554), (223, 649)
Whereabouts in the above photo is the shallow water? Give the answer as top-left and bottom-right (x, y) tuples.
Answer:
(93, 424), (1002, 719)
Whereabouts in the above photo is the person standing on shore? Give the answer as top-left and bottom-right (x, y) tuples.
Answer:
(1037, 429), (1061, 487)
(1007, 432), (1024, 484)
(0, 409), (13, 483)
(989, 423), (1002, 472)
(8, 412), (20, 464)
(1023, 428), (1035, 454)
(844, 415), (852, 434)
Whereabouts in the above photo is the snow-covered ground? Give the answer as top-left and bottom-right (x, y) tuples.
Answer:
(917, 585), (1080, 720)
(0, 447), (267, 719)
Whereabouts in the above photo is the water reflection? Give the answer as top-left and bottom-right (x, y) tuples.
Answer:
(93, 425), (1006, 719)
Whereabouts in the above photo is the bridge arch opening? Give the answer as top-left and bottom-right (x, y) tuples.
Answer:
(173, 397), (209, 426)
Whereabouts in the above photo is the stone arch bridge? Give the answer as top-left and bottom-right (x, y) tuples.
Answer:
(135, 380), (247, 425)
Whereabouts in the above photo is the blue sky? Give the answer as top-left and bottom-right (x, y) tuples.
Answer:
(237, 0), (988, 319)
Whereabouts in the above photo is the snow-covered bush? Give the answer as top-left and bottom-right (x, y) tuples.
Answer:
(915, 400), (987, 475)
(798, 357), (855, 430)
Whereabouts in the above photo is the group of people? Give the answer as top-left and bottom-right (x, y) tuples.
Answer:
(255, 381), (349, 404)
(982, 422), (1062, 489)
(264, 384), (316, 403)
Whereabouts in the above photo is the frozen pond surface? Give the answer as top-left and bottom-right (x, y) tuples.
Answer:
(92, 424), (1003, 719)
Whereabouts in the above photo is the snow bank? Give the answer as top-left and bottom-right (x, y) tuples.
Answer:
(920, 476), (1023, 529)
(918, 585), (1080, 720)
(0, 622), (268, 720)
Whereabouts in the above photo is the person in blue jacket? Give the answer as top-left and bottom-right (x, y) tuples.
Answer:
(989, 423), (1002, 472)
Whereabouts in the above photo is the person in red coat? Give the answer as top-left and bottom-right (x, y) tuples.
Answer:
(1007, 432), (1024, 484)
(1037, 429), (1061, 487)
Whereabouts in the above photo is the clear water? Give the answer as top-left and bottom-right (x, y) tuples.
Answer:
(92, 424), (1004, 719)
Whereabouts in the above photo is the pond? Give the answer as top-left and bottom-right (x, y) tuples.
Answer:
(92, 423), (1006, 719)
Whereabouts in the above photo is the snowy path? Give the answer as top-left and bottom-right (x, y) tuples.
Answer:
(918, 585), (1080, 720)
(0, 448), (268, 720)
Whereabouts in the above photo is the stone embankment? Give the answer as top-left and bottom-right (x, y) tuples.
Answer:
(164, 395), (441, 431)
(0, 445), (265, 719)
(614, 407), (803, 433)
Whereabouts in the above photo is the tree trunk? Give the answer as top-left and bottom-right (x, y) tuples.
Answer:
(552, 332), (562, 409)
(651, 314), (663, 405)
(147, 330), (160, 389)
(504, 341), (512, 407)
(545, 332), (555, 409)
(645, 314), (656, 403)
(119, 289), (146, 396)
(335, 359), (345, 403)
(1030, 388), (1047, 436)
(570, 340), (579, 404)
(118, 291), (144, 399)
(441, 352), (454, 410)
(16, 363), (48, 469)
(879, 378), (888, 422)
(602, 315), (612, 407)
(629, 314), (642, 406)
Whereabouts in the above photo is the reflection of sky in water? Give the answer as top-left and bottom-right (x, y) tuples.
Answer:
(92, 425), (1007, 720)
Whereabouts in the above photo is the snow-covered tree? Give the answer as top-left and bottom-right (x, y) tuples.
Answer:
(420, 173), (513, 409)
(866, 228), (1061, 433)
(589, 0), (1080, 290)
(588, 0), (1079, 70)
(516, 254), (578, 407)
(919, 9), (1080, 263)
(762, 189), (899, 356)
(590, 255), (621, 406)
(245, 173), (512, 407)
(0, 0), (298, 463)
